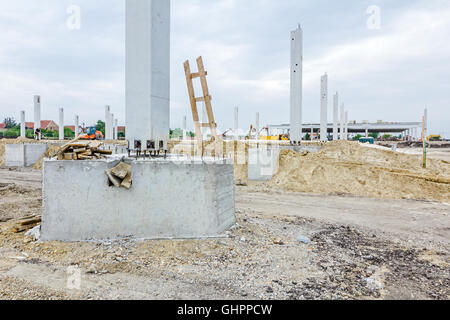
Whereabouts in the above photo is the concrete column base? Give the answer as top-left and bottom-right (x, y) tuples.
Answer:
(5, 144), (48, 167)
(42, 157), (235, 241)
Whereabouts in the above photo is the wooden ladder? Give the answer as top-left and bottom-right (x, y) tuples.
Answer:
(184, 56), (219, 155)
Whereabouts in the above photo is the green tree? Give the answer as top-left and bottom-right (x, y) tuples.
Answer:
(5, 128), (20, 137)
(170, 128), (183, 139)
(369, 132), (380, 139)
(64, 127), (75, 139)
(3, 117), (17, 129)
(96, 120), (106, 136)
(353, 134), (364, 141)
(305, 133), (311, 141)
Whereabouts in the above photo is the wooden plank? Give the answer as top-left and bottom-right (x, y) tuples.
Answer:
(195, 95), (212, 103)
(196, 56), (218, 141)
(73, 148), (87, 153)
(111, 162), (131, 180)
(184, 59), (204, 156)
(190, 71), (207, 78)
(105, 169), (121, 187)
(96, 150), (113, 155)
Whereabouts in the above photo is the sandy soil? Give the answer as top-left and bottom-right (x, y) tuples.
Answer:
(397, 148), (450, 162)
(0, 168), (448, 300)
(267, 141), (450, 203)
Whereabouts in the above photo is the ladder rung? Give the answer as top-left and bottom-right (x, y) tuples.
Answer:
(195, 95), (212, 103)
(190, 71), (207, 79)
(200, 123), (217, 128)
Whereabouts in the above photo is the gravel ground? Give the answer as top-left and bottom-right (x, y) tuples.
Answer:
(0, 168), (448, 300)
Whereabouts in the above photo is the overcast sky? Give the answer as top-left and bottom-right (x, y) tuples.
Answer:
(0, 0), (449, 137)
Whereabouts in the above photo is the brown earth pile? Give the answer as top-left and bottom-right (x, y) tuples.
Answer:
(268, 141), (450, 203)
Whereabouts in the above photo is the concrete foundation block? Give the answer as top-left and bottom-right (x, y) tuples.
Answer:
(42, 157), (235, 241)
(5, 144), (48, 167)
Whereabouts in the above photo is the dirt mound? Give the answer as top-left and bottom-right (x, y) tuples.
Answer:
(268, 141), (450, 203)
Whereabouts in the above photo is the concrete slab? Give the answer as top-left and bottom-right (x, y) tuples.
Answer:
(41, 157), (235, 241)
(5, 144), (48, 167)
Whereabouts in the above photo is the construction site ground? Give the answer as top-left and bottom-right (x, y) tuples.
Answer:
(0, 165), (449, 300)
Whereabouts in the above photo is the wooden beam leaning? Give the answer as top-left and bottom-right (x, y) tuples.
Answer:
(184, 60), (204, 156)
(196, 56), (218, 141)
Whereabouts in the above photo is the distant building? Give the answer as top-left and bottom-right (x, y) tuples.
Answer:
(25, 120), (59, 131)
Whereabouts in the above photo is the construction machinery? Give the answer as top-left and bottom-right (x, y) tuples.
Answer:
(258, 126), (290, 141)
(427, 135), (442, 141)
(80, 127), (104, 140)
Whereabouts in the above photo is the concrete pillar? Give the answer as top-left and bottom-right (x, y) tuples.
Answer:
(424, 108), (428, 133)
(110, 113), (115, 141)
(311, 127), (314, 140)
(333, 92), (339, 141)
(365, 127), (369, 138)
(320, 73), (328, 142)
(234, 107), (239, 140)
(59, 108), (64, 141)
(340, 104), (345, 140)
(126, 0), (170, 151)
(34, 95), (41, 133)
(256, 112), (260, 140)
(75, 115), (79, 138)
(345, 111), (349, 140)
(20, 111), (26, 138)
(290, 25), (303, 145)
(183, 115), (187, 140)
(114, 119), (118, 140)
(105, 105), (111, 140)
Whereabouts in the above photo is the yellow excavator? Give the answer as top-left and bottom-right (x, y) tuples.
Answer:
(427, 135), (442, 141)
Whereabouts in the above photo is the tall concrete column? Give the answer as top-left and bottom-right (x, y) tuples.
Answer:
(320, 73), (328, 142)
(333, 92), (339, 141)
(290, 25), (303, 145)
(340, 104), (345, 140)
(423, 108), (428, 141)
(182, 115), (187, 140)
(345, 111), (349, 140)
(34, 96), (41, 133)
(126, 0), (170, 151)
(20, 111), (26, 138)
(365, 126), (369, 138)
(105, 105), (111, 140)
(256, 112), (260, 140)
(234, 107), (239, 140)
(110, 113), (115, 140)
(311, 127), (314, 140)
(75, 115), (79, 138)
(114, 119), (118, 140)
(59, 108), (64, 141)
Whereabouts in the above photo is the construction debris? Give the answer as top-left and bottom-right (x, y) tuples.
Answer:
(54, 140), (112, 161)
(106, 162), (132, 190)
(11, 215), (42, 233)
